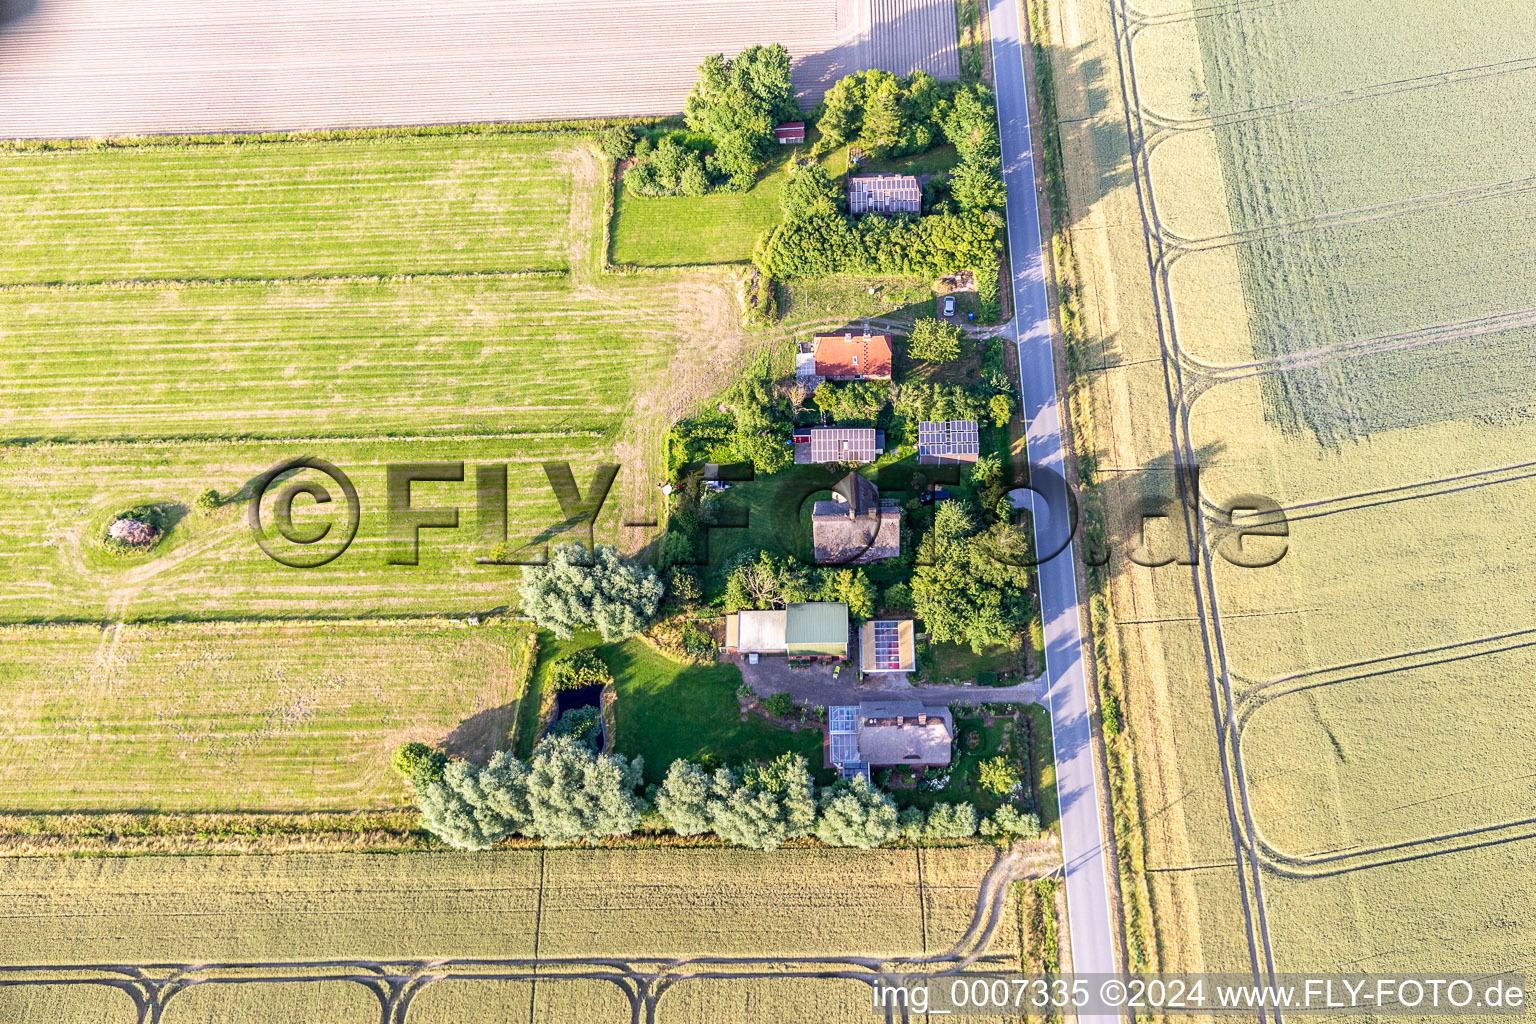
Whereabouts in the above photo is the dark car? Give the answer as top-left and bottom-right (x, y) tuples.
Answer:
(918, 488), (952, 505)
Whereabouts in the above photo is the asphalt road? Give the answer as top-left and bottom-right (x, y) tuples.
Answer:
(986, 0), (1122, 1007)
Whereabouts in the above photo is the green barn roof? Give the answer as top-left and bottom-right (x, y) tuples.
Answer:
(785, 601), (849, 653)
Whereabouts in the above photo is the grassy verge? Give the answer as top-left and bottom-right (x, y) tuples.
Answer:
(1018, 876), (1064, 1021)
(1022, 702), (1059, 831)
(957, 0), (988, 81)
(1027, 0), (1157, 976)
(0, 116), (675, 153)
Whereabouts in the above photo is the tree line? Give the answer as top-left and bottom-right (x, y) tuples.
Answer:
(395, 743), (1040, 851)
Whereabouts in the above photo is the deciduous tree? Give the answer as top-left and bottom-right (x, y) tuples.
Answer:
(519, 543), (664, 641)
(814, 775), (900, 848)
(907, 317), (963, 363)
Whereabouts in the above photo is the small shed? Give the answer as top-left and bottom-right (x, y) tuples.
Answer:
(774, 121), (806, 144)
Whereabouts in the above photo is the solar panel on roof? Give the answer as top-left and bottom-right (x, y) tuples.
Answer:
(872, 621), (902, 670)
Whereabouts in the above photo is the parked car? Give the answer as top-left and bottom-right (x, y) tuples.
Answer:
(918, 488), (952, 505)
(942, 295), (956, 317)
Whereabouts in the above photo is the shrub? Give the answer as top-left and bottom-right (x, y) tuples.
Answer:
(549, 649), (612, 691)
(193, 488), (221, 516)
(814, 776), (900, 848)
(549, 705), (602, 751)
(978, 755), (1021, 796)
(985, 803), (1041, 839)
(883, 581), (913, 611)
(523, 735), (645, 846)
(924, 801), (979, 839)
(656, 754), (816, 849)
(391, 741), (447, 785)
(898, 806), (926, 840)
(763, 691), (795, 718)
(600, 125), (638, 160)
(680, 620), (715, 658)
(989, 392), (1014, 428)
(519, 543), (664, 641)
(667, 566), (703, 608)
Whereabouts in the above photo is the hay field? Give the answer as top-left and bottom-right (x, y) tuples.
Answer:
(1045, 0), (1536, 991)
(0, 130), (755, 622)
(0, 620), (531, 811)
(0, 136), (572, 282)
(0, 846), (1021, 1024)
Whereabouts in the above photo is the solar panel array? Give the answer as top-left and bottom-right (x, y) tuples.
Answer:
(807, 428), (879, 463)
(917, 420), (980, 459)
(870, 621), (903, 670)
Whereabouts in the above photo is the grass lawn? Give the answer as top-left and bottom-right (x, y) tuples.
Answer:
(604, 640), (827, 784)
(0, 620), (533, 811)
(700, 463), (846, 579)
(824, 143), (961, 180)
(923, 640), (1026, 686)
(778, 274), (937, 331)
(610, 146), (796, 266)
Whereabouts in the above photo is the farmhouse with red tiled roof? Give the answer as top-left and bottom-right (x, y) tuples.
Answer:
(812, 331), (893, 381)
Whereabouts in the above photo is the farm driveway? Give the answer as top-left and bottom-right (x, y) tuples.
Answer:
(731, 654), (1045, 706)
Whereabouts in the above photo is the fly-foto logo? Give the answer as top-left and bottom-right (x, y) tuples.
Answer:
(247, 457), (1287, 570)
(248, 457), (625, 568)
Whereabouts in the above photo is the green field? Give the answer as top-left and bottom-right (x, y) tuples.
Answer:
(0, 845), (1021, 1023)
(0, 620), (532, 811)
(1049, 0), (1536, 988)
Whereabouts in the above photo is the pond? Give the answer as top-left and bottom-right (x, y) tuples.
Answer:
(555, 682), (603, 716)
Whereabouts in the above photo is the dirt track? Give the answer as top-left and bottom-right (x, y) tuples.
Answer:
(0, 0), (958, 138)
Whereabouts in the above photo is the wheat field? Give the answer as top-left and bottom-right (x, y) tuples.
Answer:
(1048, 0), (1536, 989)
